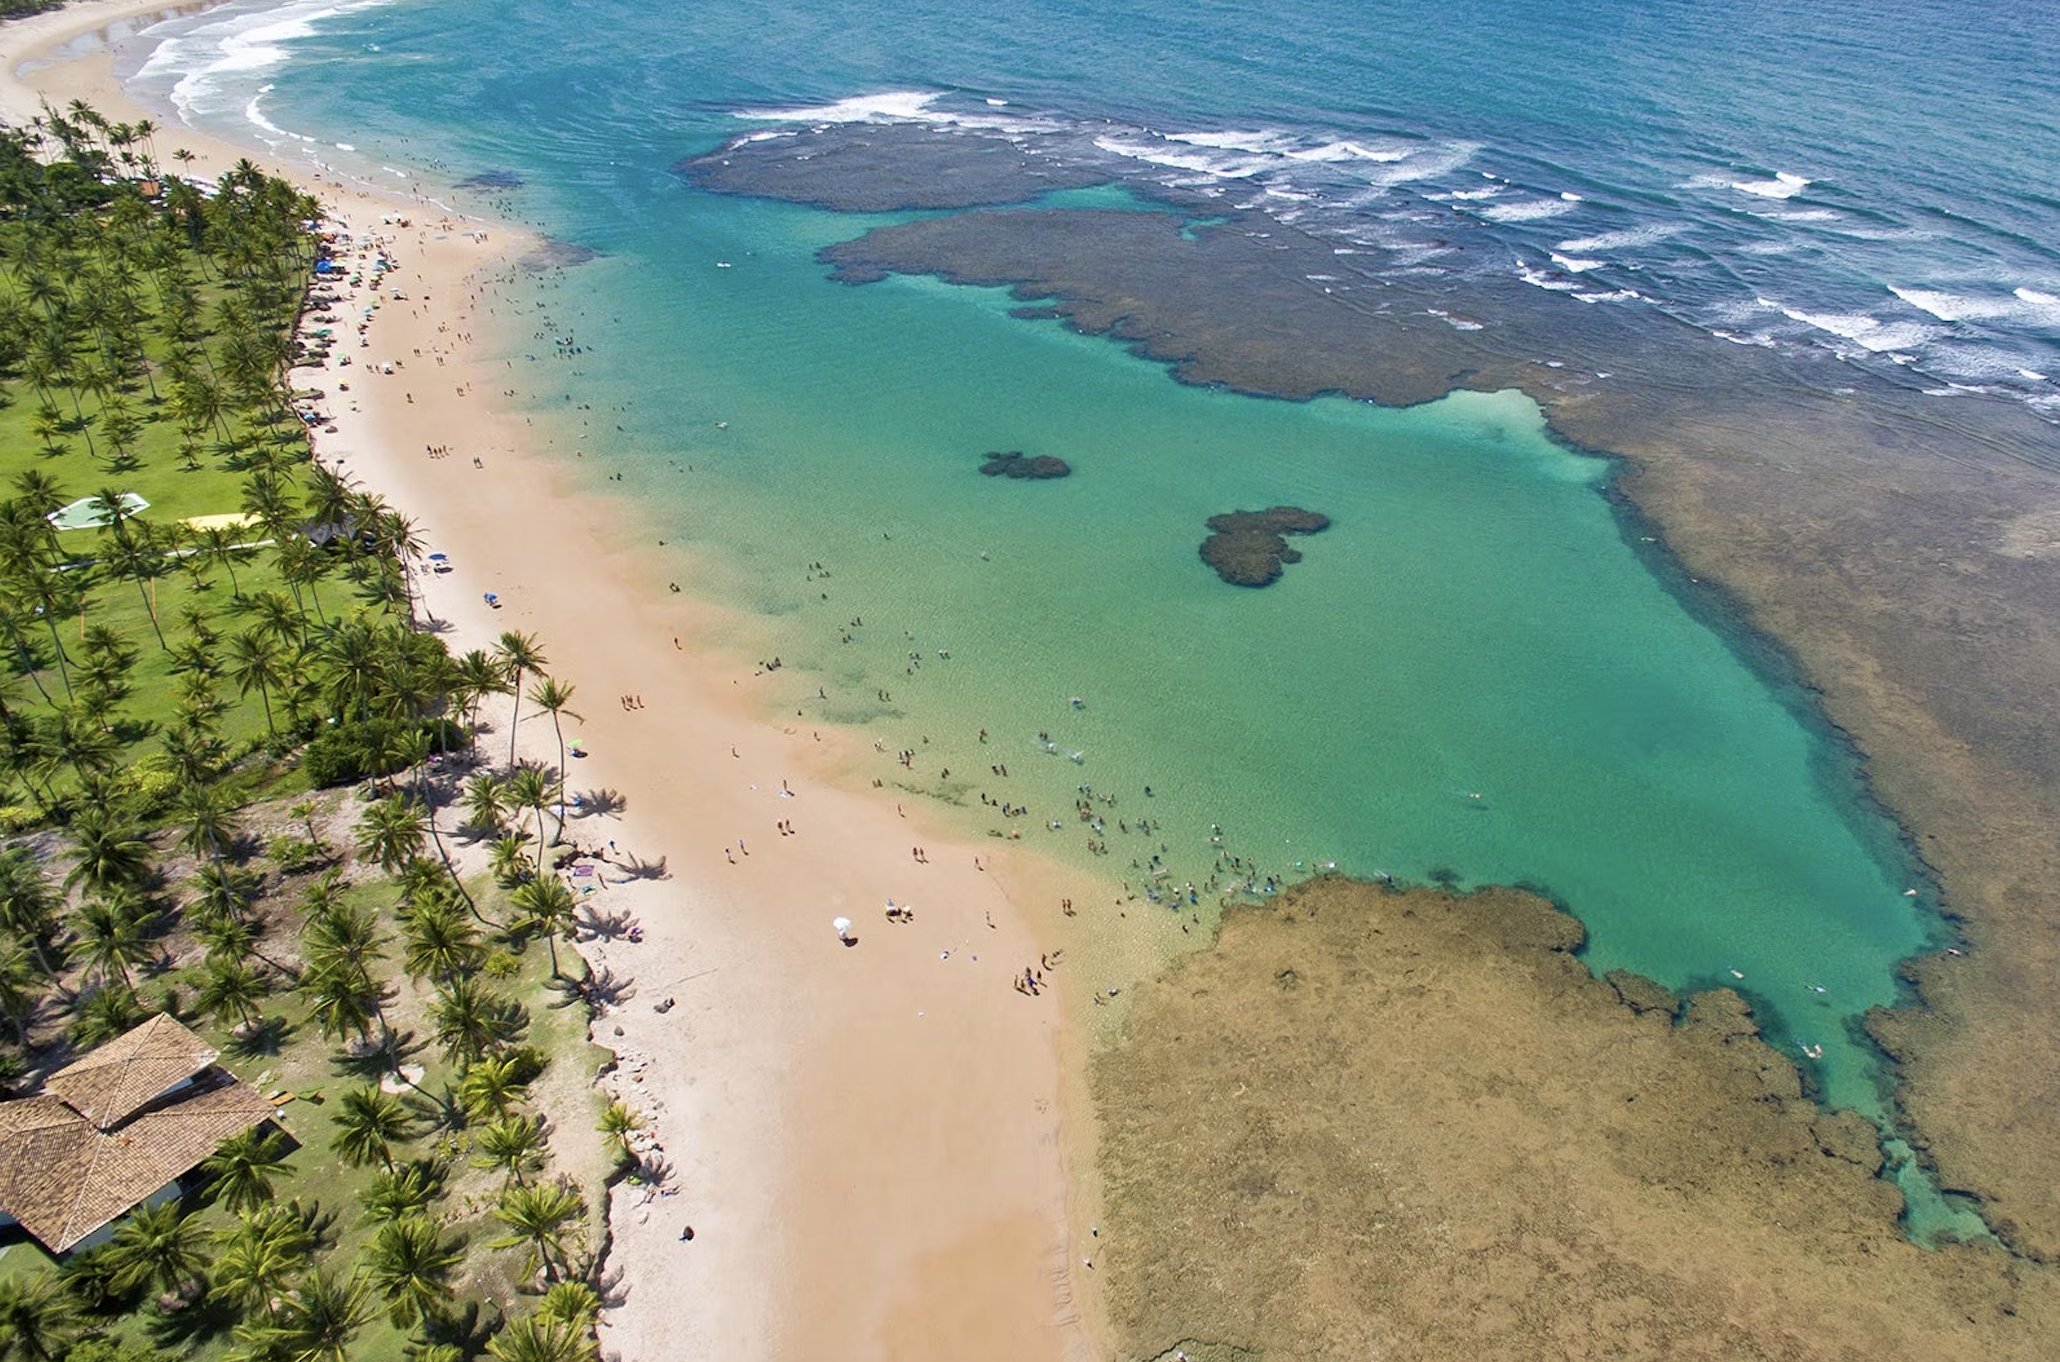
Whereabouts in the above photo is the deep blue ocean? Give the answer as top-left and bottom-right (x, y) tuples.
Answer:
(105, 0), (2060, 1236)
(129, 0), (2060, 413)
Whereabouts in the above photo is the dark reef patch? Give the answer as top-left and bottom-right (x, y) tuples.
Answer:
(676, 125), (1113, 212)
(1093, 878), (2051, 1360)
(979, 450), (1070, 480)
(517, 238), (600, 271)
(1199, 507), (1329, 587)
(455, 169), (525, 190)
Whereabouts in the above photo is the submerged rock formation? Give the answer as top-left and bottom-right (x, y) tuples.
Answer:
(1198, 506), (1329, 587)
(979, 450), (1071, 480)
(1093, 878), (2058, 1362)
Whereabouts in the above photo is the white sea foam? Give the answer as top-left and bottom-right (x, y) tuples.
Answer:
(743, 90), (942, 122)
(1732, 171), (1811, 199)
(1889, 286), (2060, 326)
(1092, 137), (1271, 178)
(1758, 208), (1840, 221)
(1167, 129), (1295, 154)
(1555, 225), (1682, 253)
(1550, 252), (1602, 272)
(1478, 198), (1576, 222)
(243, 93), (310, 144)
(1517, 263), (1580, 292)
(738, 90), (1059, 136)
(1575, 288), (1641, 304)
(1443, 187), (1505, 201)
(1286, 140), (1410, 163)
(136, 0), (398, 126)
(1775, 304), (1939, 352)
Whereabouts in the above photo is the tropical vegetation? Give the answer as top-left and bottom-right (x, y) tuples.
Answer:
(0, 105), (633, 1362)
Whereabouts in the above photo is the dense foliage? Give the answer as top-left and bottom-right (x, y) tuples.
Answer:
(0, 106), (612, 1362)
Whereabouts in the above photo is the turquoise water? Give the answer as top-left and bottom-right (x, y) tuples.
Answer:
(110, 0), (2055, 1231)
(511, 222), (1930, 1123)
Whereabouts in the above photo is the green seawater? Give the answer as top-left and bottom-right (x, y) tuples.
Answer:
(502, 195), (1942, 1138)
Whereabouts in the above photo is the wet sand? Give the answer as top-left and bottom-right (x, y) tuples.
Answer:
(1095, 879), (2060, 1360)
(688, 122), (2060, 1261)
(1, 9), (1102, 1359)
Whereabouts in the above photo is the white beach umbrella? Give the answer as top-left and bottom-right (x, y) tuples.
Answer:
(832, 916), (853, 941)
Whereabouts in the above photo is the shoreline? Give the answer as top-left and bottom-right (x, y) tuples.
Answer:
(0, 4), (1111, 1359)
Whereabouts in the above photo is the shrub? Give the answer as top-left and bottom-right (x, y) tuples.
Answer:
(299, 717), (463, 788)
(267, 834), (323, 871)
(114, 753), (184, 807)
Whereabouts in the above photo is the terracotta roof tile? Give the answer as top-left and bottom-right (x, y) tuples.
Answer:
(0, 1017), (278, 1252)
(45, 1013), (216, 1129)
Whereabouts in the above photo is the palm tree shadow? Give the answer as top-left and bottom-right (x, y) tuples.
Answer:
(615, 853), (670, 882)
(574, 903), (637, 940)
(595, 1259), (629, 1309)
(329, 1026), (429, 1081)
(224, 1014), (294, 1058)
(571, 787), (625, 818)
(426, 1298), (501, 1353)
(142, 1288), (239, 1348)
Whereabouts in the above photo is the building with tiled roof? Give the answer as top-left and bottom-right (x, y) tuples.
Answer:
(0, 1013), (277, 1253)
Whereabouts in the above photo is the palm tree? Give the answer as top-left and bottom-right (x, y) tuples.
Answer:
(486, 1313), (598, 1362)
(489, 1180), (584, 1284)
(198, 523), (248, 595)
(0, 845), (65, 982)
(430, 975), (523, 1066)
(208, 1203), (314, 1322)
(504, 765), (555, 859)
(69, 983), (146, 1049)
(329, 1085), (411, 1171)
(533, 1280), (602, 1331)
(360, 1162), (444, 1224)
(63, 808), (154, 894)
(460, 1054), (532, 1123)
(73, 894), (157, 989)
(357, 793), (427, 873)
(232, 1267), (370, 1362)
(103, 1200), (210, 1298)
(362, 1216), (462, 1329)
(525, 677), (580, 837)
(401, 899), (482, 984)
(195, 956), (270, 1033)
(597, 1101), (643, 1168)
(460, 773), (509, 839)
(0, 1274), (78, 1362)
(472, 1114), (545, 1185)
(201, 1126), (295, 1213)
(301, 903), (388, 1050)
(227, 627), (286, 732)
(490, 830), (537, 888)
(0, 943), (47, 1046)
(493, 631), (547, 767)
(452, 647), (507, 754)
(289, 797), (325, 849)
(511, 874), (578, 977)
(176, 781), (240, 872)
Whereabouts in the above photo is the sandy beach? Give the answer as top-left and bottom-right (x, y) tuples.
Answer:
(1, 5), (1105, 1358)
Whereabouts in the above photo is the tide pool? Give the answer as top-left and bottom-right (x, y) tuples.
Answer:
(489, 197), (1933, 1126)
